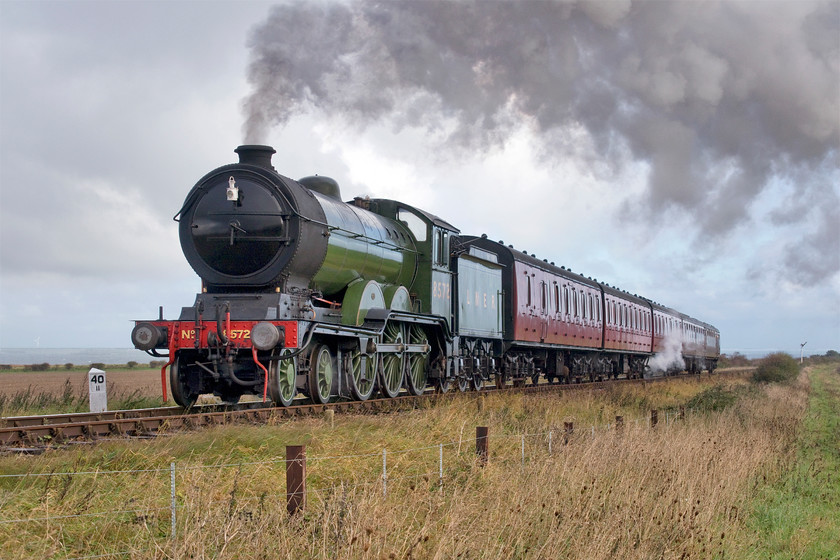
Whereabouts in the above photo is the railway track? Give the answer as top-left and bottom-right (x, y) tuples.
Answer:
(1, 370), (749, 450)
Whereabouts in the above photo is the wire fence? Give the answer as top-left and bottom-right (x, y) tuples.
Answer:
(0, 406), (698, 559)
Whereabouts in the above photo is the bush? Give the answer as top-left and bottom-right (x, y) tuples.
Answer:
(720, 352), (752, 368)
(127, 361), (138, 369)
(752, 352), (799, 384)
(686, 385), (740, 412)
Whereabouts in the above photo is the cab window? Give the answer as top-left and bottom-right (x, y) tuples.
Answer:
(398, 208), (427, 242)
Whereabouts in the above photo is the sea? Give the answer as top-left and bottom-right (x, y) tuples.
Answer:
(0, 348), (156, 366)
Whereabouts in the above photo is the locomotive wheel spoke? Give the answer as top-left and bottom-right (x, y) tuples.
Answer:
(308, 344), (335, 404)
(170, 354), (198, 408)
(268, 349), (297, 407)
(456, 374), (468, 392)
(431, 356), (451, 394)
(348, 345), (377, 401)
(379, 322), (404, 398)
(434, 377), (451, 394)
(405, 325), (428, 396)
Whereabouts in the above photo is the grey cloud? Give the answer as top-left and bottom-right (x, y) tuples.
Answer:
(242, 0), (834, 286)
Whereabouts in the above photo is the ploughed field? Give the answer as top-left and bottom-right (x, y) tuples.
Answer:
(0, 368), (163, 400)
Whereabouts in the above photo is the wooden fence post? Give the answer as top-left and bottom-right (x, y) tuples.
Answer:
(286, 445), (306, 515)
(650, 409), (658, 428)
(564, 421), (574, 445)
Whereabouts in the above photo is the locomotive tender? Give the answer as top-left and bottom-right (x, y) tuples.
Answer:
(132, 145), (720, 407)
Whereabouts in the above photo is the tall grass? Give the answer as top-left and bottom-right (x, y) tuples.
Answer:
(0, 370), (820, 559)
(0, 380), (163, 417)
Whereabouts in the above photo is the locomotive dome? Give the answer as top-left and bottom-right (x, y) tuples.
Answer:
(176, 145), (328, 290)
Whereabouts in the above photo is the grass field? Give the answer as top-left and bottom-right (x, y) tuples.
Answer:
(0, 368), (166, 416)
(1, 365), (837, 559)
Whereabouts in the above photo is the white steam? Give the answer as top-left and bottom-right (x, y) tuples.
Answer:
(647, 332), (686, 376)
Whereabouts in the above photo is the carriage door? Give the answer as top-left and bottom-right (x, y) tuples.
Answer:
(539, 280), (549, 341)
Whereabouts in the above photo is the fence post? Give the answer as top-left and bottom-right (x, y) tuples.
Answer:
(439, 443), (443, 490)
(286, 445), (306, 515)
(548, 430), (553, 455)
(521, 435), (525, 467)
(679, 406), (685, 420)
(650, 409), (658, 429)
(615, 416), (624, 433)
(476, 426), (489, 466)
(382, 449), (387, 496)
(564, 421), (574, 445)
(170, 462), (176, 540)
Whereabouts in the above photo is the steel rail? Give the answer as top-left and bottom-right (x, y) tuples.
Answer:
(0, 369), (752, 449)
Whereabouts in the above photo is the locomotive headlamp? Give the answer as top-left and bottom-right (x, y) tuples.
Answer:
(226, 176), (239, 202)
(131, 322), (166, 351)
(251, 321), (283, 351)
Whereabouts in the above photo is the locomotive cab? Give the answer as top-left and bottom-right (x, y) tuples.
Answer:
(365, 199), (459, 329)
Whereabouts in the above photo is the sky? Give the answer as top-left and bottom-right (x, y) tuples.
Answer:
(1, 0), (838, 358)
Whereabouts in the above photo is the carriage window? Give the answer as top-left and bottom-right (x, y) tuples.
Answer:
(540, 282), (547, 312)
(398, 208), (427, 242)
(526, 275), (532, 307)
(564, 286), (570, 315)
(554, 284), (561, 314)
(572, 288), (578, 317)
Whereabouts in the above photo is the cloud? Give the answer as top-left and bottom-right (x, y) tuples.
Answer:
(242, 0), (839, 287)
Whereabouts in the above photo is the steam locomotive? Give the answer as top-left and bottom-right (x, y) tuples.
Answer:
(131, 145), (719, 407)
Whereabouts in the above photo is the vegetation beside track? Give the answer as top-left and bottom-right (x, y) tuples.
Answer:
(0, 373), (165, 417)
(740, 363), (840, 559)
(1, 364), (837, 559)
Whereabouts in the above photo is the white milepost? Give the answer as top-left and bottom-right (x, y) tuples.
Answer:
(88, 367), (107, 413)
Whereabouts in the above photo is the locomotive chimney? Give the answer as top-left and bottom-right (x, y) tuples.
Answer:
(235, 145), (276, 170)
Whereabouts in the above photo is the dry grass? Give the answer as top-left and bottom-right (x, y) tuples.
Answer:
(0, 370), (811, 559)
(0, 368), (166, 416)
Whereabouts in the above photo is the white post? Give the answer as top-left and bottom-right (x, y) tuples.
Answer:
(382, 449), (387, 497)
(170, 462), (176, 539)
(548, 430), (553, 456)
(88, 368), (107, 413)
(439, 444), (443, 490)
